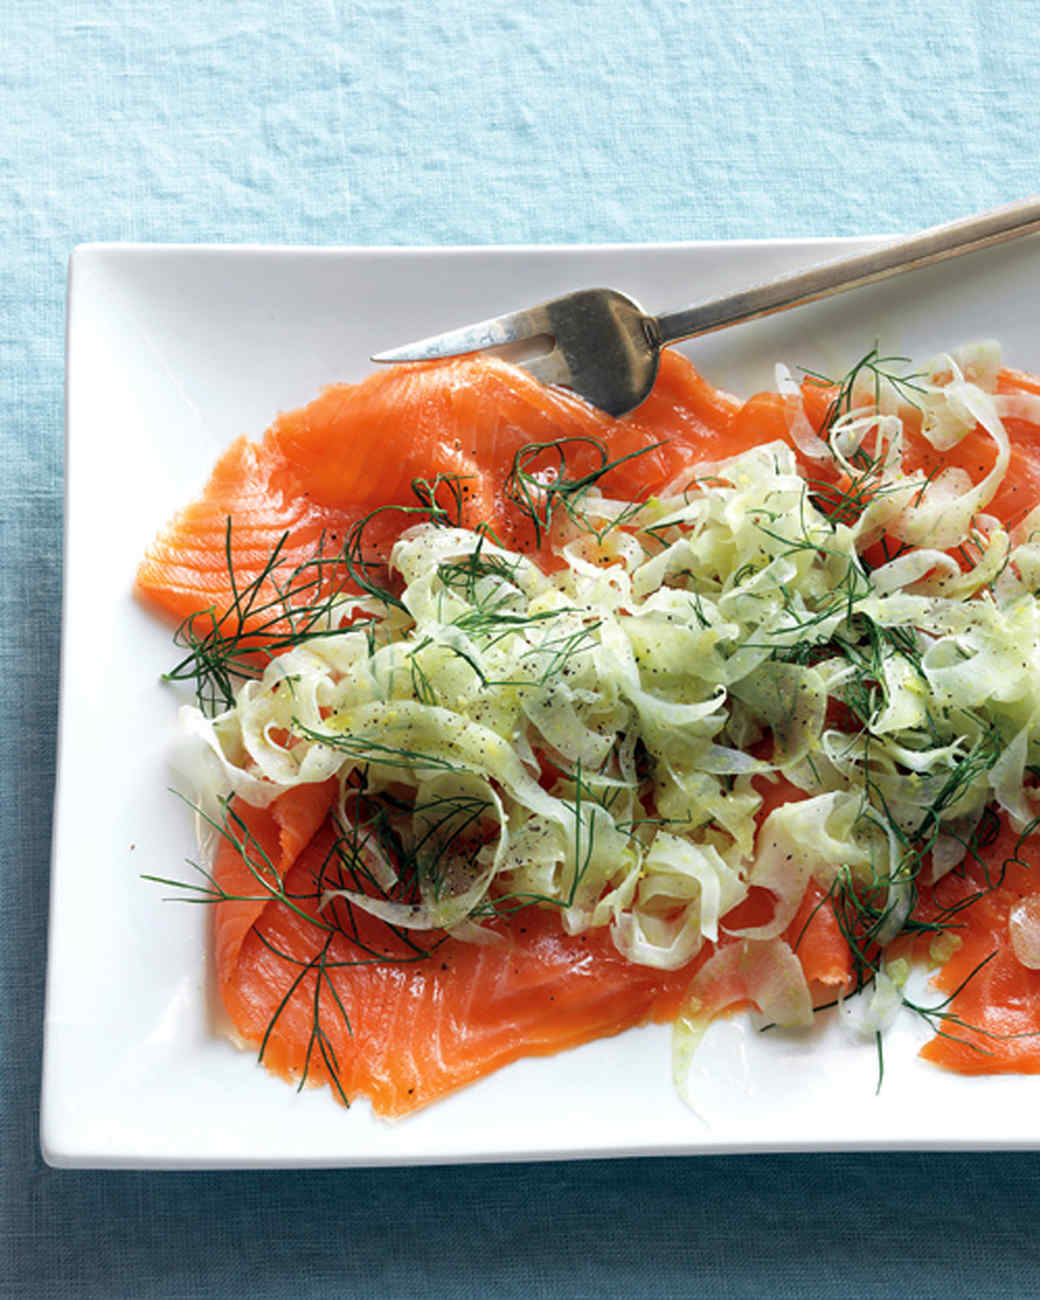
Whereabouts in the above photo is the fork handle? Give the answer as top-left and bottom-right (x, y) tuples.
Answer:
(654, 196), (1040, 347)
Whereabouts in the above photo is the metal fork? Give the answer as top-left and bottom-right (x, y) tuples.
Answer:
(371, 197), (1040, 417)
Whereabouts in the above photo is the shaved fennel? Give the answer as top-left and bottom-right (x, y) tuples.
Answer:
(176, 340), (1040, 1100)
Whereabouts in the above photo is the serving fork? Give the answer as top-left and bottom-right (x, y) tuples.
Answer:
(372, 197), (1040, 417)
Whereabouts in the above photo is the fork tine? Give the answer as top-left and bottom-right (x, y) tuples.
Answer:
(370, 302), (553, 364)
(516, 350), (572, 388)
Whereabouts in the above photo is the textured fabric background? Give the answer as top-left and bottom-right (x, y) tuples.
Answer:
(6, 1), (1040, 1295)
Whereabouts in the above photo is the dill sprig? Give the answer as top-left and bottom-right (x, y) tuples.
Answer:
(802, 345), (926, 437)
(165, 473), (480, 715)
(436, 535), (526, 605)
(505, 436), (662, 545)
(145, 788), (447, 1104)
(291, 722), (469, 774)
(338, 472), (475, 614)
(790, 347), (931, 531)
(164, 523), (368, 714)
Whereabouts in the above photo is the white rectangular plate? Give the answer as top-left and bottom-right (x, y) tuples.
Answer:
(44, 236), (1040, 1168)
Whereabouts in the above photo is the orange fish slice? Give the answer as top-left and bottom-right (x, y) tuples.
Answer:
(137, 351), (741, 630)
(213, 798), (856, 1116)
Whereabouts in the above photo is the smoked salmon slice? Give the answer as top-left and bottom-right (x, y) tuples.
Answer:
(917, 822), (1040, 1074)
(211, 778), (339, 988)
(136, 351), (741, 629)
(215, 817), (705, 1116)
(142, 349), (1040, 1113)
(212, 798), (854, 1116)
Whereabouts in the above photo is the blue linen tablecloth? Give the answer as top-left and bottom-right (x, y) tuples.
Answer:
(6, 1), (1040, 1294)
